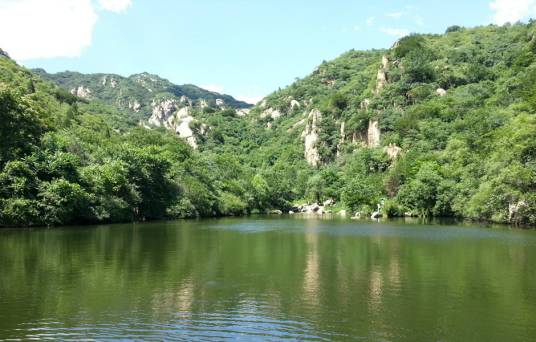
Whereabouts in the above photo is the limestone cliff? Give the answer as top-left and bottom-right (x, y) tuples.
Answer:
(302, 109), (322, 167)
(148, 99), (198, 148)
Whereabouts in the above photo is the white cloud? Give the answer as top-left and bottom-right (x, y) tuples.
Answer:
(386, 12), (403, 19)
(0, 0), (131, 61)
(490, 0), (536, 25)
(201, 84), (224, 94)
(0, 0), (97, 60)
(98, 0), (131, 13)
(366, 17), (375, 26)
(380, 27), (410, 38)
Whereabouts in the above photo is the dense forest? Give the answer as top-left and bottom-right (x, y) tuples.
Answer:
(1, 22), (536, 227)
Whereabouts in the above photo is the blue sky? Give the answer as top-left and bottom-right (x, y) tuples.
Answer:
(0, 0), (533, 103)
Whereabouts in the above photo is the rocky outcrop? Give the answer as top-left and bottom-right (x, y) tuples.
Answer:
(180, 95), (190, 104)
(436, 88), (447, 97)
(133, 73), (157, 92)
(149, 99), (179, 127)
(375, 56), (389, 94)
(384, 144), (402, 160)
(148, 99), (198, 148)
(199, 99), (208, 109)
(236, 108), (251, 117)
(290, 118), (306, 131)
(101, 76), (118, 88)
(128, 100), (141, 112)
(302, 109), (322, 167)
(260, 107), (282, 120)
(71, 86), (92, 99)
(509, 201), (528, 223)
(337, 121), (345, 157)
(175, 107), (197, 148)
(291, 200), (335, 216)
(367, 120), (380, 147)
(290, 100), (301, 110)
(360, 99), (371, 110)
(216, 99), (225, 107)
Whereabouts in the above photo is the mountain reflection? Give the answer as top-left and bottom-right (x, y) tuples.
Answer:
(1, 218), (536, 341)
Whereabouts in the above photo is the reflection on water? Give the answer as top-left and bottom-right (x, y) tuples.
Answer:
(1, 217), (536, 341)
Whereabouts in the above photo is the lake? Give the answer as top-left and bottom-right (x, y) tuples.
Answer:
(1, 216), (535, 341)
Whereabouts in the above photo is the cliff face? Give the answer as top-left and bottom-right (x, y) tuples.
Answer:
(248, 51), (389, 168)
(302, 109), (322, 167)
(148, 99), (198, 148)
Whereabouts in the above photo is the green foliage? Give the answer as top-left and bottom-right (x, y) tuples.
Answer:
(38, 178), (90, 225)
(446, 25), (464, 33)
(341, 177), (378, 212)
(3, 22), (536, 227)
(397, 162), (443, 217)
(0, 87), (45, 166)
(393, 35), (425, 58)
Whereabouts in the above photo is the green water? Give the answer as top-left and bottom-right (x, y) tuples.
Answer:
(0, 217), (535, 341)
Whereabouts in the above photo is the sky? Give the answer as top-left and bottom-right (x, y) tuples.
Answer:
(0, 0), (534, 104)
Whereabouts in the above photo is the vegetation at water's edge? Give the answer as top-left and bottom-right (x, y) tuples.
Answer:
(1, 22), (536, 227)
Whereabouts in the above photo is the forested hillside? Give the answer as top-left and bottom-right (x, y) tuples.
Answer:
(1, 22), (536, 227)
(243, 23), (536, 225)
(0, 51), (268, 226)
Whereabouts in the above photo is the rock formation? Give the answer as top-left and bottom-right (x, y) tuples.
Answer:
(367, 120), (381, 147)
(261, 107), (282, 120)
(236, 109), (251, 117)
(71, 86), (92, 99)
(375, 56), (389, 94)
(302, 109), (322, 167)
(128, 100), (141, 112)
(148, 99), (198, 148)
(290, 100), (301, 110)
(384, 144), (402, 160)
(337, 121), (345, 157)
(509, 200), (528, 223)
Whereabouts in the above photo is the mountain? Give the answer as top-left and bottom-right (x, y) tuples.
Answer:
(238, 23), (536, 224)
(0, 52), (262, 226)
(32, 69), (253, 148)
(33, 69), (251, 112)
(2, 22), (536, 227)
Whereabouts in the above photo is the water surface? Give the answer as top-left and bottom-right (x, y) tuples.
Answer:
(1, 217), (535, 341)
